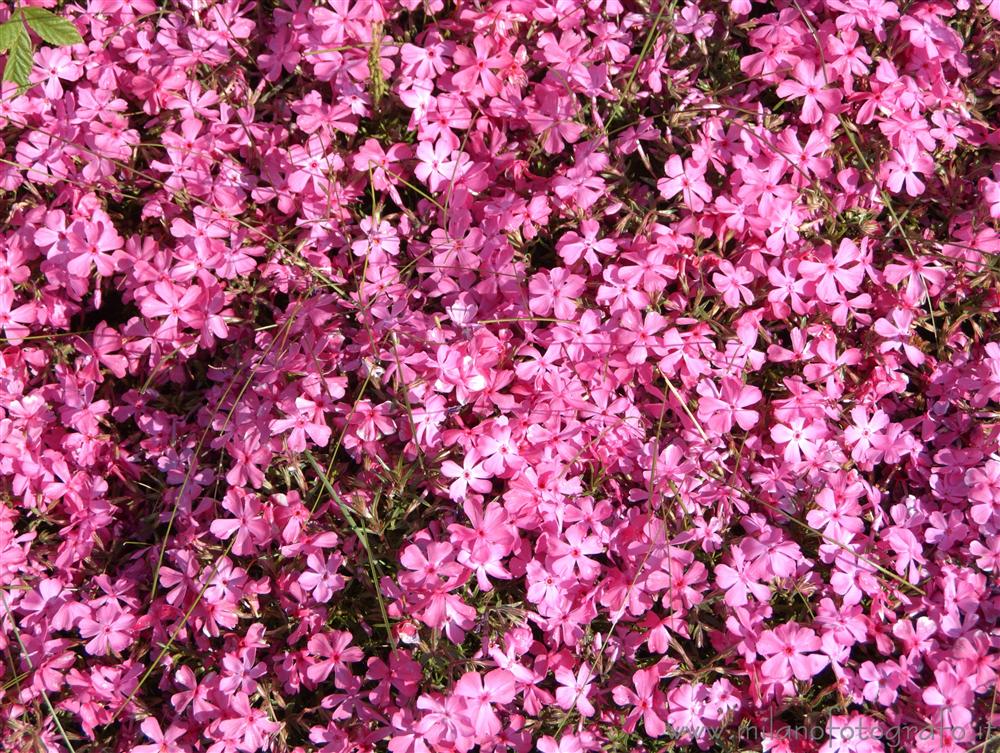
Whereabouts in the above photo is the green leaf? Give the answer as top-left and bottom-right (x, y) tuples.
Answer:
(0, 20), (22, 54)
(20, 7), (82, 47)
(2, 26), (33, 89)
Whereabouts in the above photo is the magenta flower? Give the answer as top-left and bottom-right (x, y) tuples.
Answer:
(554, 663), (595, 716)
(305, 630), (364, 686)
(548, 524), (603, 580)
(0, 288), (35, 344)
(452, 37), (511, 99)
(453, 669), (516, 738)
(133, 718), (186, 753)
(440, 452), (493, 500)
(884, 141), (935, 197)
(270, 397), (332, 452)
(776, 60), (842, 123)
(209, 490), (271, 556)
(297, 551), (346, 603)
(715, 547), (771, 607)
(66, 219), (121, 278)
(771, 418), (825, 463)
(78, 604), (135, 656)
(658, 155), (712, 210)
(612, 667), (667, 737)
(697, 377), (762, 434)
(757, 622), (830, 682)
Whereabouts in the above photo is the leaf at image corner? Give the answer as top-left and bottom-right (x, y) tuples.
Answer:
(2, 27), (33, 88)
(20, 7), (83, 47)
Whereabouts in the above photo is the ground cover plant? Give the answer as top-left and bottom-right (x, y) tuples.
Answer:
(2, 0), (1000, 751)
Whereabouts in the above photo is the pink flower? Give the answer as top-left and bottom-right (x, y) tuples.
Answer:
(526, 86), (585, 154)
(557, 220), (617, 269)
(441, 453), (493, 500)
(757, 622), (829, 682)
(32, 47), (82, 100)
(270, 397), (332, 452)
(554, 663), (595, 716)
(401, 540), (463, 585)
(770, 418), (825, 463)
(1, 2), (998, 750)
(798, 239), (865, 304)
(78, 604), (135, 655)
(806, 487), (864, 543)
(713, 260), (755, 307)
(697, 377), (762, 434)
(658, 155), (712, 210)
(612, 668), (667, 737)
(139, 280), (203, 336)
(884, 141), (935, 197)
(454, 669), (516, 738)
(0, 288), (35, 344)
(215, 693), (280, 752)
(548, 524), (603, 580)
(528, 268), (585, 320)
(820, 714), (885, 753)
(618, 310), (666, 365)
(452, 37), (510, 99)
(415, 138), (456, 192)
(305, 630), (364, 685)
(844, 407), (890, 465)
(66, 219), (122, 278)
(983, 173), (1000, 218)
(965, 461), (1000, 525)
(298, 551), (346, 603)
(776, 60), (842, 123)
(209, 490), (271, 556)
(133, 718), (186, 753)
(715, 546), (771, 606)
(537, 734), (584, 753)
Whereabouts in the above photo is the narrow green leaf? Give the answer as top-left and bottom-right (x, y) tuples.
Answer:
(20, 7), (82, 47)
(0, 20), (22, 54)
(2, 27), (33, 89)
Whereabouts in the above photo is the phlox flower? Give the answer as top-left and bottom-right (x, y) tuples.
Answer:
(696, 377), (763, 434)
(547, 524), (603, 580)
(884, 141), (935, 197)
(965, 461), (1000, 525)
(770, 418), (826, 463)
(452, 37), (510, 99)
(798, 239), (865, 304)
(298, 551), (346, 603)
(776, 59), (842, 123)
(453, 669), (516, 738)
(713, 260), (755, 307)
(757, 622), (829, 682)
(557, 219), (617, 270)
(715, 546), (771, 607)
(2, 1), (1000, 750)
(0, 288), (35, 344)
(66, 219), (122, 278)
(133, 718), (186, 753)
(554, 663), (595, 716)
(658, 155), (712, 210)
(537, 734), (584, 753)
(78, 604), (135, 656)
(440, 452), (492, 500)
(612, 667), (667, 737)
(305, 630), (363, 685)
(270, 397), (332, 452)
(209, 490), (271, 556)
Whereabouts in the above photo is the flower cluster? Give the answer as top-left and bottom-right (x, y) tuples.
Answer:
(2, 0), (1000, 752)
